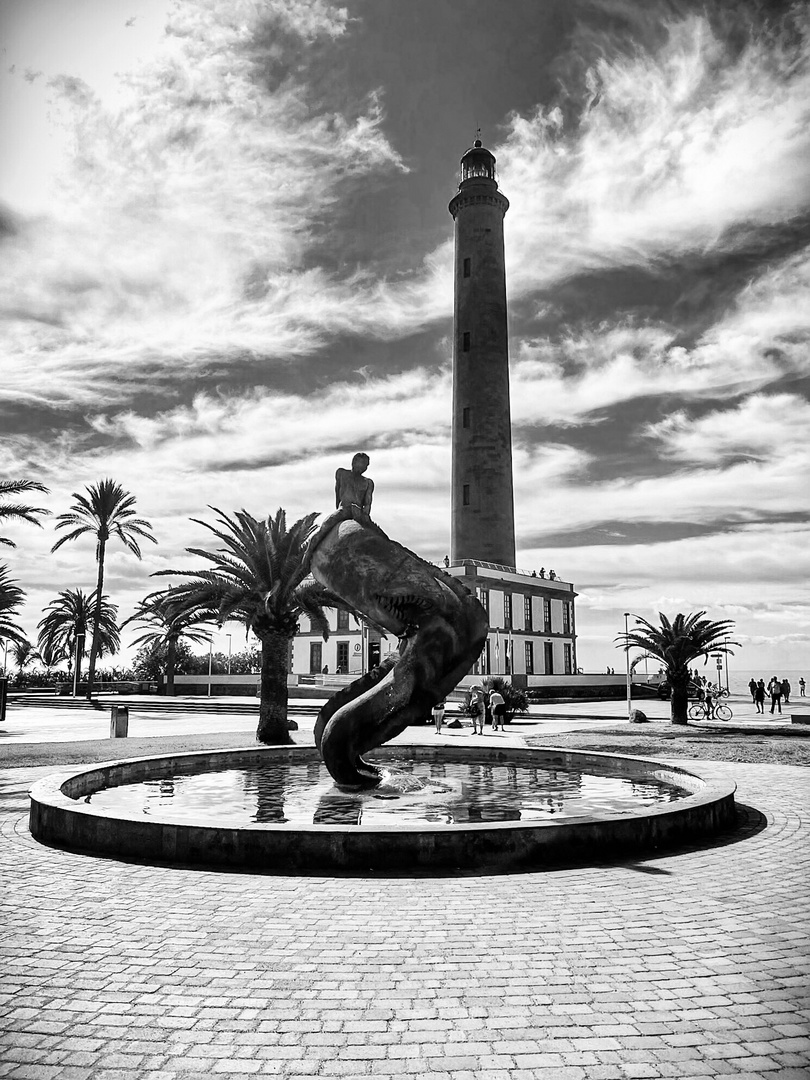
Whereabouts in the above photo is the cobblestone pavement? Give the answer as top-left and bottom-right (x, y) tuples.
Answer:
(1, 754), (809, 1079)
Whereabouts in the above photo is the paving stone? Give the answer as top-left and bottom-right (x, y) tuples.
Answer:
(1, 757), (808, 1080)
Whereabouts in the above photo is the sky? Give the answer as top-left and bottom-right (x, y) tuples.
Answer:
(1, 0), (809, 673)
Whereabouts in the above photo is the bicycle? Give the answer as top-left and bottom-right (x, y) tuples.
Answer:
(688, 700), (733, 722)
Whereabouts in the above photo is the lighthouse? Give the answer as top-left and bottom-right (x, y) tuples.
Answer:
(448, 138), (516, 568)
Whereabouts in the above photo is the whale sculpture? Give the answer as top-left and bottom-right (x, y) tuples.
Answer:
(307, 507), (489, 789)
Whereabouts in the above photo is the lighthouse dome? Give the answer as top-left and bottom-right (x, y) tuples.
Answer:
(460, 139), (496, 184)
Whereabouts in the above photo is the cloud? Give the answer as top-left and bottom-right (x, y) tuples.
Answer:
(0, 0), (411, 408)
(646, 393), (810, 464)
(497, 8), (810, 295)
(508, 242), (810, 426)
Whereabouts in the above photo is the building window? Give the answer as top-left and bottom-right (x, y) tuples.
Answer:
(462, 484), (470, 506)
(543, 598), (551, 632)
(336, 641), (349, 672)
(477, 588), (489, 613)
(503, 593), (512, 628)
(564, 644), (573, 675)
(525, 641), (534, 675)
(524, 595), (532, 630)
(337, 608), (349, 630)
(462, 331), (470, 352)
(562, 602), (572, 635)
(462, 407), (470, 428)
(463, 257), (471, 277)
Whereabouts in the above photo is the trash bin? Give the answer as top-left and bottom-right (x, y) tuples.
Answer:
(110, 705), (129, 738)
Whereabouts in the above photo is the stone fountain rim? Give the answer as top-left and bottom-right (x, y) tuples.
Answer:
(29, 743), (734, 835)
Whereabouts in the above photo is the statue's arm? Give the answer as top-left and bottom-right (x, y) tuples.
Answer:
(364, 478), (374, 512)
(335, 470), (342, 509)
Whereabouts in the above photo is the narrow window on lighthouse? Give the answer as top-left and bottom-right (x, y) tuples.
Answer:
(462, 407), (470, 428)
(462, 484), (470, 506)
(462, 332), (470, 351)
(463, 257), (471, 278)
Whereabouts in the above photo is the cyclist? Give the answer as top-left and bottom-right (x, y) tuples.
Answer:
(704, 684), (716, 719)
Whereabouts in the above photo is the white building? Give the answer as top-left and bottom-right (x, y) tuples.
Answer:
(291, 558), (577, 685)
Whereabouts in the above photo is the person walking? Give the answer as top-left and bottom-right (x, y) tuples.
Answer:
(468, 685), (486, 735)
(754, 679), (766, 714)
(768, 676), (783, 715)
(489, 689), (506, 731)
(800, 677), (806, 697)
(432, 699), (446, 734)
(748, 678), (758, 703)
(781, 678), (791, 704)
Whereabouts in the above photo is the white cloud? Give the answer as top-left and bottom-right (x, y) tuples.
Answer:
(498, 10), (810, 294)
(646, 393), (810, 464)
(0, 0), (412, 408)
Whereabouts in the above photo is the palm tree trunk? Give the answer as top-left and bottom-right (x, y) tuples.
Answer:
(85, 539), (106, 701)
(255, 632), (294, 744)
(72, 631), (83, 698)
(670, 668), (689, 725)
(165, 635), (177, 697)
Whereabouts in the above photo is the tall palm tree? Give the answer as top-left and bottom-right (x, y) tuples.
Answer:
(52, 479), (156, 700)
(617, 611), (739, 724)
(123, 591), (215, 696)
(0, 565), (27, 673)
(0, 479), (49, 547)
(37, 589), (120, 696)
(158, 508), (348, 744)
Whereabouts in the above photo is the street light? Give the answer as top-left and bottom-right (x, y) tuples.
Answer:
(624, 612), (633, 721)
(226, 634), (232, 675)
(724, 636), (730, 693)
(207, 635), (213, 698)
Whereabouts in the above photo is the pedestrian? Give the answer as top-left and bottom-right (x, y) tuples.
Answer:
(489, 688), (506, 731)
(781, 678), (791, 704)
(754, 679), (766, 714)
(748, 678), (758, 703)
(704, 684), (716, 719)
(432, 699), (446, 734)
(768, 676), (783, 715)
(800, 677), (806, 697)
(468, 685), (486, 735)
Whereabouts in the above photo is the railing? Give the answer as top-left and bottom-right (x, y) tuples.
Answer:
(448, 559), (568, 584)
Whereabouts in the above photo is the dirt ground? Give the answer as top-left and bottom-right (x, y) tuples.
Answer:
(524, 723), (810, 766)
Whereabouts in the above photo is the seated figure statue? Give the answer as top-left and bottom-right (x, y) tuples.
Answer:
(335, 453), (374, 518)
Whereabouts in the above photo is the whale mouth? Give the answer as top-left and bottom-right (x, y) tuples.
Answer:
(374, 592), (437, 627)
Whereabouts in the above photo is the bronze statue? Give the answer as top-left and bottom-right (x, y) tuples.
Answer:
(307, 465), (488, 790)
(335, 453), (374, 515)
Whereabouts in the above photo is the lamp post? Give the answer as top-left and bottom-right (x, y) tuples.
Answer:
(624, 612), (632, 720)
(724, 637), (730, 693)
(226, 634), (232, 675)
(207, 635), (213, 697)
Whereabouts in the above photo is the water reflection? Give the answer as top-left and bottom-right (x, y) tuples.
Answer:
(84, 757), (688, 828)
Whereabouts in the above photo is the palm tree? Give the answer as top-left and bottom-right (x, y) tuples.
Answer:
(0, 479), (49, 547)
(52, 479), (156, 700)
(0, 565), (27, 673)
(157, 508), (348, 744)
(11, 639), (36, 684)
(37, 589), (120, 696)
(123, 591), (215, 696)
(616, 611), (739, 724)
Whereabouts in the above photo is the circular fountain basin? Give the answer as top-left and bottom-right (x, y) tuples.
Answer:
(29, 745), (736, 872)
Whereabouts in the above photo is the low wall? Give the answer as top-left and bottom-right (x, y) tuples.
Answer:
(29, 745), (736, 874)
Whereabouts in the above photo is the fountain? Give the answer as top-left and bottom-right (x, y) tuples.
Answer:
(29, 485), (736, 872)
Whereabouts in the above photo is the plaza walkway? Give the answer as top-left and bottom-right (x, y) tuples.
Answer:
(1, 699), (808, 1079)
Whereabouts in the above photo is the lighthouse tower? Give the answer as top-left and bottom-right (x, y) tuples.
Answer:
(449, 138), (516, 568)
